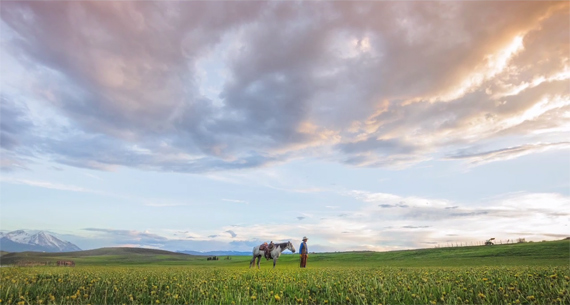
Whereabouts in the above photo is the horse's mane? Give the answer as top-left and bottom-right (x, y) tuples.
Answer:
(275, 241), (290, 251)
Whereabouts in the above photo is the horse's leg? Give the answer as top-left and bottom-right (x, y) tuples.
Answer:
(257, 256), (261, 269)
(273, 257), (276, 269)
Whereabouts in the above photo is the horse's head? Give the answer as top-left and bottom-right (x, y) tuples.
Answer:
(288, 241), (296, 253)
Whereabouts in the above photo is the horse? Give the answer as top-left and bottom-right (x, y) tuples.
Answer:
(249, 241), (296, 269)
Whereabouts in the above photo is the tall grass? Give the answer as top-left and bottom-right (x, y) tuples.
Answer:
(1, 265), (568, 304)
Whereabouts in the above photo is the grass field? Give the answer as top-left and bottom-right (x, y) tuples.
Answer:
(0, 240), (568, 304)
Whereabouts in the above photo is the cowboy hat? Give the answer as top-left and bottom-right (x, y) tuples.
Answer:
(302, 236), (308, 240)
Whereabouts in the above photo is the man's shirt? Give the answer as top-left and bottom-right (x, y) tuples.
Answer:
(299, 242), (308, 254)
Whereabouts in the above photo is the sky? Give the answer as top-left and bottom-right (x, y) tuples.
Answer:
(0, 1), (568, 253)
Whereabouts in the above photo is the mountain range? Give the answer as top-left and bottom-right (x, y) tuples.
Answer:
(0, 230), (82, 252)
(0, 230), (289, 255)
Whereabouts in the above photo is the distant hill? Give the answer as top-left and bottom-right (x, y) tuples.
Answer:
(303, 239), (570, 267)
(0, 247), (200, 266)
(1, 240), (567, 267)
(0, 230), (81, 252)
(177, 250), (251, 256)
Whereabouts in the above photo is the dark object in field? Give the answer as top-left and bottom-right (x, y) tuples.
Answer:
(57, 260), (75, 267)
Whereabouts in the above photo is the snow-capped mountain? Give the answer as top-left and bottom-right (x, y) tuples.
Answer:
(0, 230), (81, 252)
(2, 230), (32, 243)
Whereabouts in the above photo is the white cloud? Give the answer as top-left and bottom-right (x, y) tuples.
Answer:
(48, 189), (567, 252)
(448, 142), (570, 165)
(1, 2), (567, 172)
(195, 191), (569, 250)
(222, 199), (248, 204)
(144, 202), (190, 207)
(0, 177), (94, 193)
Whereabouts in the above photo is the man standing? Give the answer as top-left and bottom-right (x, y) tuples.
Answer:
(299, 236), (308, 268)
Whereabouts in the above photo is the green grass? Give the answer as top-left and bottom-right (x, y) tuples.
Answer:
(0, 247), (206, 266)
(1, 240), (568, 304)
(1, 240), (568, 267)
(303, 240), (570, 267)
(1, 264), (568, 304)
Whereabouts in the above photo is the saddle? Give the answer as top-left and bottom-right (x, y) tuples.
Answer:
(259, 242), (274, 260)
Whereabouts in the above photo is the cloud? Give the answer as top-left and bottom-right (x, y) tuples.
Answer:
(266, 185), (325, 193)
(78, 228), (224, 250)
(0, 2), (567, 172)
(229, 239), (267, 250)
(222, 199), (248, 204)
(541, 233), (570, 238)
(447, 142), (570, 165)
(378, 202), (409, 208)
(0, 96), (35, 171)
(449, 211), (489, 217)
(83, 173), (103, 181)
(336, 138), (417, 156)
(225, 230), (237, 238)
(0, 177), (95, 193)
(301, 190), (570, 249)
(144, 203), (189, 207)
(46, 189), (567, 252)
(83, 228), (168, 242)
(0, 96), (33, 150)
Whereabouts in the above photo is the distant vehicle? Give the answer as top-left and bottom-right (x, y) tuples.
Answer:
(485, 237), (495, 246)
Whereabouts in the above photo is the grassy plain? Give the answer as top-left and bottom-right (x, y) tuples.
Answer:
(0, 240), (568, 304)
